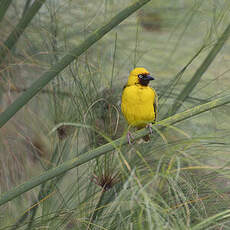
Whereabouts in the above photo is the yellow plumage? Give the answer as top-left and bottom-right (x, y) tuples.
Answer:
(121, 67), (157, 131)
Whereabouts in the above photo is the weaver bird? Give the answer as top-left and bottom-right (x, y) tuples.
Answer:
(121, 67), (158, 143)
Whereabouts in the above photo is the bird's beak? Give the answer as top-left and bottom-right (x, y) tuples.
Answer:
(146, 75), (154, 81)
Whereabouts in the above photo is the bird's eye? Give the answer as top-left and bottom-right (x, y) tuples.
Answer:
(138, 74), (143, 79)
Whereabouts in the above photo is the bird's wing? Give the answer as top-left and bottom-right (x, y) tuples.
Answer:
(122, 84), (127, 91)
(153, 90), (158, 123)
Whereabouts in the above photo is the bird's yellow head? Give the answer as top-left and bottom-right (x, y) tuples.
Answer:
(127, 67), (154, 86)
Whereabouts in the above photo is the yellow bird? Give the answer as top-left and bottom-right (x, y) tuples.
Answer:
(121, 67), (158, 143)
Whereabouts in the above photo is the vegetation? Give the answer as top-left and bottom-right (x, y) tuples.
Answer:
(1, 0), (230, 229)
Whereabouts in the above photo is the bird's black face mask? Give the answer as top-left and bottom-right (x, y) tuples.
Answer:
(138, 74), (154, 86)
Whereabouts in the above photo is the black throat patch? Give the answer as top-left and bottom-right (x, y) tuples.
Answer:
(139, 78), (150, 86)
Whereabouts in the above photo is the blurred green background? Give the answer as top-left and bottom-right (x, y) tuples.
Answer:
(1, 0), (230, 229)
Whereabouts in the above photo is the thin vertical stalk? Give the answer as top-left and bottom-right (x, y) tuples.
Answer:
(133, 21), (140, 68)
(110, 32), (117, 89)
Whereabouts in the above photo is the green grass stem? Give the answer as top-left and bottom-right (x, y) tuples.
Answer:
(0, 0), (13, 23)
(170, 22), (230, 115)
(0, 94), (230, 206)
(0, 0), (46, 63)
(191, 209), (230, 230)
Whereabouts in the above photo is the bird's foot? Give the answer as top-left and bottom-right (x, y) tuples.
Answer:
(146, 123), (153, 135)
(127, 131), (134, 145)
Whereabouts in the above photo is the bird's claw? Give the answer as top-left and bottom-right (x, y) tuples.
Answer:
(146, 123), (153, 134)
(127, 131), (134, 145)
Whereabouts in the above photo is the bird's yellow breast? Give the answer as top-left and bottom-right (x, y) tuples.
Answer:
(121, 84), (156, 128)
